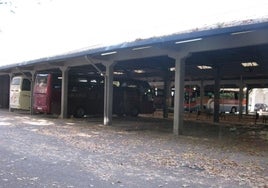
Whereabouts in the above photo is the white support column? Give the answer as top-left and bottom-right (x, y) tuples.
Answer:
(30, 71), (36, 115)
(103, 64), (114, 126)
(60, 66), (69, 118)
(171, 53), (188, 135)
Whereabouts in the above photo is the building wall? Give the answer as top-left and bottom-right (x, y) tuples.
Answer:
(248, 88), (268, 112)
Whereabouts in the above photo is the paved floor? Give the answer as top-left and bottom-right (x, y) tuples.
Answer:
(0, 109), (267, 187)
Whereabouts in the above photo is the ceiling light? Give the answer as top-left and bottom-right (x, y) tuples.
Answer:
(114, 71), (124, 75)
(241, 62), (258, 67)
(169, 67), (175, 71)
(101, 51), (117, 56)
(197, 65), (212, 70)
(134, 69), (145, 74)
(87, 72), (96, 75)
(78, 79), (88, 83)
(132, 46), (152, 51)
(231, 30), (254, 35)
(175, 38), (202, 44)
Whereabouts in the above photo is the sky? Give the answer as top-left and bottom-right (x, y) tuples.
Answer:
(0, 0), (268, 66)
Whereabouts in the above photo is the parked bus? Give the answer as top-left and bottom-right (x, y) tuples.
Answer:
(10, 76), (31, 111)
(182, 87), (246, 113)
(206, 89), (246, 113)
(153, 86), (200, 111)
(33, 73), (61, 114)
(33, 73), (155, 117)
(183, 87), (200, 112)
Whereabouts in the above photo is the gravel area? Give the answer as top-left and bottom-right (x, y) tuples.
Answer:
(0, 109), (267, 187)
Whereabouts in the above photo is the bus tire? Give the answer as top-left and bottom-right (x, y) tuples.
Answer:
(230, 107), (236, 113)
(74, 107), (86, 118)
(130, 107), (139, 117)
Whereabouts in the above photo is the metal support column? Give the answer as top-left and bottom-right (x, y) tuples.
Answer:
(213, 66), (220, 123)
(8, 73), (13, 112)
(60, 66), (69, 118)
(246, 86), (249, 114)
(200, 80), (204, 111)
(163, 68), (171, 118)
(104, 64), (114, 126)
(238, 76), (244, 119)
(30, 71), (36, 115)
(173, 55), (187, 135)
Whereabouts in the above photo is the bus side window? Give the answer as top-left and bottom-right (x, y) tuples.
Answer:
(22, 79), (31, 91)
(234, 92), (238, 100)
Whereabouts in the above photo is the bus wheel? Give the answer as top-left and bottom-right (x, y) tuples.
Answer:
(230, 107), (236, 113)
(74, 107), (86, 118)
(130, 107), (139, 117)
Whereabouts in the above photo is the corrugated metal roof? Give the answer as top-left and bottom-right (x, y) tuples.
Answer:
(1, 17), (268, 71)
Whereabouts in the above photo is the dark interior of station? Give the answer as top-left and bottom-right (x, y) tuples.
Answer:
(1, 43), (268, 112)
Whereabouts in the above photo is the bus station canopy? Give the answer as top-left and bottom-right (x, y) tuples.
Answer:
(0, 19), (268, 88)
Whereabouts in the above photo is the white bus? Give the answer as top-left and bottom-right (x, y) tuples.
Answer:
(10, 76), (31, 111)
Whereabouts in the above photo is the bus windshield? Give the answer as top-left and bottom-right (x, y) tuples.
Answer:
(35, 74), (48, 93)
(11, 77), (21, 85)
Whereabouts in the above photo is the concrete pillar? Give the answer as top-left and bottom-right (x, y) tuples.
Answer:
(246, 86), (249, 114)
(163, 69), (172, 118)
(238, 76), (244, 118)
(30, 71), (36, 115)
(104, 64), (114, 126)
(213, 66), (220, 123)
(200, 80), (204, 111)
(172, 54), (187, 135)
(8, 73), (13, 112)
(60, 66), (69, 118)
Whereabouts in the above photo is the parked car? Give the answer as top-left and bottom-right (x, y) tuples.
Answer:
(254, 103), (268, 112)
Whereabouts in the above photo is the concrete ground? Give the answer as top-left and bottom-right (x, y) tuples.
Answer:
(0, 109), (267, 187)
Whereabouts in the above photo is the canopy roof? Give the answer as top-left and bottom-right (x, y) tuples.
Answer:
(1, 18), (268, 88)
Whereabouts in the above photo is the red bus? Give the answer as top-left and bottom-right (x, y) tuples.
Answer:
(183, 87), (200, 112)
(33, 74), (61, 114)
(153, 87), (200, 111)
(33, 73), (155, 117)
(206, 89), (246, 113)
(183, 87), (246, 113)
